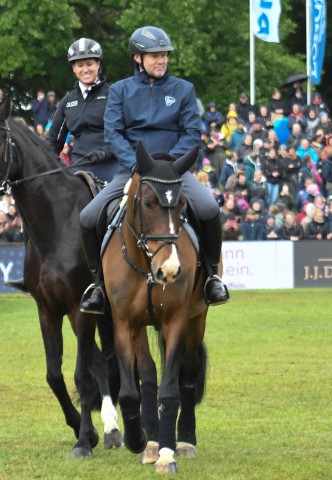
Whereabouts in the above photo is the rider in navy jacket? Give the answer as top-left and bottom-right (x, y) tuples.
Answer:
(79, 26), (230, 314)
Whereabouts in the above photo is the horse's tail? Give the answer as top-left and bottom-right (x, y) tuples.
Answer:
(157, 331), (207, 405)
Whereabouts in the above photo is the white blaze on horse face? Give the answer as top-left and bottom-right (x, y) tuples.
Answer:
(154, 209), (180, 285)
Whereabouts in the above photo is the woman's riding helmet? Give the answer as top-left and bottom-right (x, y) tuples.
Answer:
(129, 27), (174, 55)
(67, 38), (103, 63)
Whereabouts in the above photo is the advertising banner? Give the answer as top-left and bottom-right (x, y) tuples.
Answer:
(310, 0), (326, 85)
(0, 244), (25, 294)
(294, 240), (332, 288)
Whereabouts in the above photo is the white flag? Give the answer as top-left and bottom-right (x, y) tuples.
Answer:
(252, 0), (282, 43)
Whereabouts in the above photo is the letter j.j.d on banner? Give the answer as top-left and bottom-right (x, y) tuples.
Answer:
(252, 0), (282, 43)
(310, 0), (326, 85)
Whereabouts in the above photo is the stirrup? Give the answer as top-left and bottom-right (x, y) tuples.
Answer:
(204, 275), (230, 306)
(80, 283), (105, 315)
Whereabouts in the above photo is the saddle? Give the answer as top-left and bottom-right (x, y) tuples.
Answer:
(74, 170), (106, 197)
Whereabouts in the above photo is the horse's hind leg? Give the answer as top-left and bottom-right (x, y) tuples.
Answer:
(39, 310), (81, 438)
(136, 327), (159, 464)
(176, 340), (207, 458)
(91, 344), (123, 449)
(73, 312), (100, 457)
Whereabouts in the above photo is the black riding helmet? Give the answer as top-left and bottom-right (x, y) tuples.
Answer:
(129, 26), (174, 55)
(67, 38), (103, 63)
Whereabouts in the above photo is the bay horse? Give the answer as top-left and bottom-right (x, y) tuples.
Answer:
(0, 99), (122, 455)
(101, 142), (208, 474)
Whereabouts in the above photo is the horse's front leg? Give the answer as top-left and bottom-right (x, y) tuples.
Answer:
(155, 323), (185, 474)
(115, 321), (147, 454)
(136, 327), (159, 464)
(38, 307), (81, 439)
(72, 312), (99, 457)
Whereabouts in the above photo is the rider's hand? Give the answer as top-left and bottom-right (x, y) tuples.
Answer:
(85, 149), (107, 163)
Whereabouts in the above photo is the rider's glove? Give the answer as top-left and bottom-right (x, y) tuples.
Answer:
(85, 149), (107, 164)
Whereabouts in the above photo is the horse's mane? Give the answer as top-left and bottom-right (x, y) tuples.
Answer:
(9, 117), (59, 162)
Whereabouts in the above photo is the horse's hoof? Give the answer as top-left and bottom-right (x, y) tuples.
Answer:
(72, 446), (92, 458)
(88, 428), (99, 449)
(124, 429), (148, 454)
(140, 441), (159, 464)
(176, 442), (196, 457)
(155, 461), (177, 474)
(104, 429), (124, 449)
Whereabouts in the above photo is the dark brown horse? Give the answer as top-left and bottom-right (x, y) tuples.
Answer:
(101, 142), (208, 473)
(0, 99), (122, 455)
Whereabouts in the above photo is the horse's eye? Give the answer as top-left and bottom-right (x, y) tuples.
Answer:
(144, 200), (154, 209)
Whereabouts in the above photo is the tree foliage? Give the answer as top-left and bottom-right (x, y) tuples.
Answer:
(0, 0), (331, 122)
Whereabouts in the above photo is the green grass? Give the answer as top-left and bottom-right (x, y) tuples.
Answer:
(0, 290), (331, 479)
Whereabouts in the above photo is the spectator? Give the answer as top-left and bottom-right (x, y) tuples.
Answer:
(47, 91), (58, 121)
(222, 214), (241, 241)
(200, 157), (219, 190)
(282, 146), (302, 196)
(207, 127), (228, 179)
(30, 89), (50, 128)
(304, 207), (329, 240)
(269, 204), (284, 229)
(296, 199), (311, 224)
(263, 147), (284, 207)
(35, 123), (46, 140)
(321, 143), (332, 197)
(0, 88), (5, 105)
(308, 92), (329, 117)
(59, 143), (71, 166)
(220, 110), (238, 142)
(325, 195), (332, 239)
(235, 133), (253, 163)
(237, 92), (256, 123)
(245, 110), (257, 132)
(281, 211), (304, 240)
(305, 107), (320, 136)
(288, 82), (307, 109)
(0, 192), (15, 214)
(220, 152), (238, 189)
(300, 202), (315, 231)
(297, 155), (316, 193)
(296, 137), (319, 166)
(239, 208), (265, 240)
(277, 183), (296, 212)
(268, 88), (288, 123)
(264, 213), (282, 240)
(286, 122), (304, 149)
(287, 103), (307, 132)
(244, 139), (263, 185)
(257, 104), (273, 129)
(249, 169), (269, 208)
(229, 118), (246, 152)
(7, 215), (24, 243)
(249, 117), (268, 142)
(204, 102), (224, 132)
(315, 111), (332, 135)
(0, 210), (11, 243)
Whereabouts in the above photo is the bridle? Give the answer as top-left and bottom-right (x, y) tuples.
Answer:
(0, 120), (106, 193)
(0, 121), (15, 192)
(117, 176), (182, 283)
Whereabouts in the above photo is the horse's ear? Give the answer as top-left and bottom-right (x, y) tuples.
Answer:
(173, 145), (200, 176)
(136, 141), (155, 175)
(0, 98), (11, 123)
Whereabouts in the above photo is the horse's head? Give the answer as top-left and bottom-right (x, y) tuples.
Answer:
(129, 141), (198, 285)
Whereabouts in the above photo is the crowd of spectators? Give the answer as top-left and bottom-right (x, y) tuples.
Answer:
(196, 86), (332, 241)
(1, 84), (332, 244)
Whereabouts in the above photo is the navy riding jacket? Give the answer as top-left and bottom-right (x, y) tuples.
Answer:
(104, 67), (201, 172)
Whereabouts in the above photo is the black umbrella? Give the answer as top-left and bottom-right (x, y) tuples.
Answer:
(279, 73), (308, 89)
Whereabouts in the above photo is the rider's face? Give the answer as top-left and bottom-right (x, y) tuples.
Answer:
(71, 58), (100, 86)
(135, 52), (168, 78)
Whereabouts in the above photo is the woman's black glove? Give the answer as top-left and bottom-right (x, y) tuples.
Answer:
(85, 149), (107, 163)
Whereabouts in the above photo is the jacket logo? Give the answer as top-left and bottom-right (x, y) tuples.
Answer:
(165, 96), (176, 106)
(96, 96), (107, 100)
(66, 101), (78, 108)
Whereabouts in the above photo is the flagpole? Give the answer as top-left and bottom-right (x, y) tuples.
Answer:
(306, 0), (311, 105)
(250, 0), (255, 105)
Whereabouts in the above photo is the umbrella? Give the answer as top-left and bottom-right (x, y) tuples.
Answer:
(279, 73), (308, 89)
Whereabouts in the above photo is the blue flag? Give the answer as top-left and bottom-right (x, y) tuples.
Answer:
(310, 0), (326, 85)
(252, 0), (282, 43)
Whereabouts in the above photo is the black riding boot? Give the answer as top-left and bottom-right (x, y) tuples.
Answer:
(201, 214), (230, 306)
(79, 225), (105, 315)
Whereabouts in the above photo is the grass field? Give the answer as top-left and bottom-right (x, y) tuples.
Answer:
(0, 290), (331, 479)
